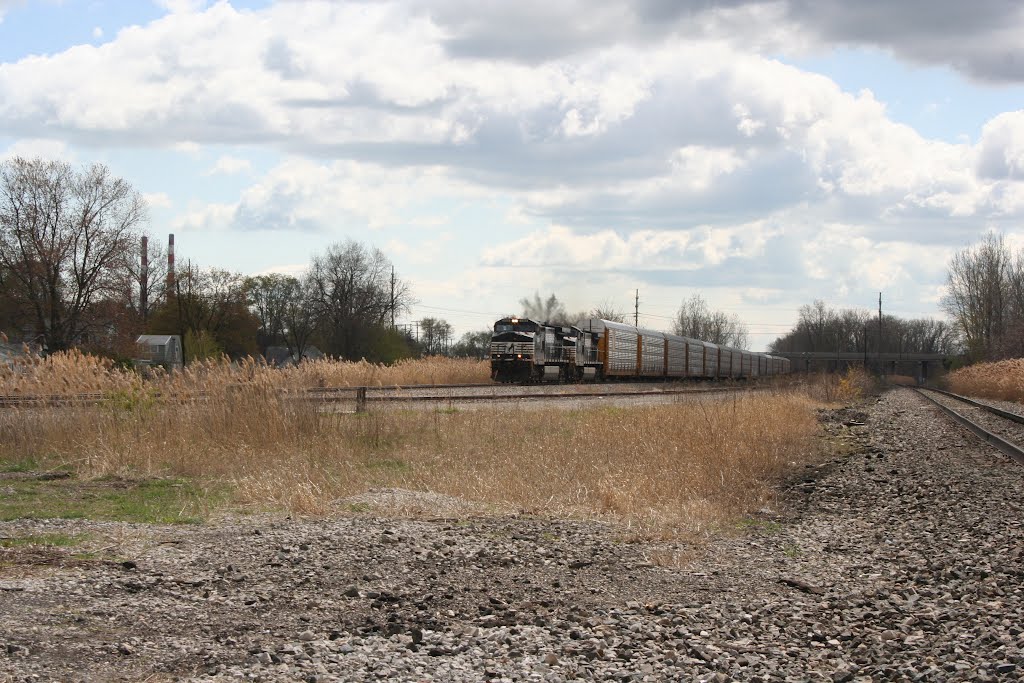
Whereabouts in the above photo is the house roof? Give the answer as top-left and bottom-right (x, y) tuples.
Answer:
(137, 335), (178, 345)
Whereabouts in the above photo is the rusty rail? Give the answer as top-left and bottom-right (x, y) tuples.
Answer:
(0, 383), (758, 408)
(914, 388), (1024, 466)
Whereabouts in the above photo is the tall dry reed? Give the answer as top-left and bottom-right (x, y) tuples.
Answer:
(0, 351), (491, 397)
(948, 358), (1024, 403)
(0, 381), (822, 536)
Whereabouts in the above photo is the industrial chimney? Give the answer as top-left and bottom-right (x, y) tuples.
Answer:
(140, 236), (149, 320)
(166, 233), (175, 298)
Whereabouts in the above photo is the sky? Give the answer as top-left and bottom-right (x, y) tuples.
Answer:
(2, 0), (1024, 350)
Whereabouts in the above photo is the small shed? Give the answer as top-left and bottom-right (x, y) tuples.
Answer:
(136, 334), (183, 370)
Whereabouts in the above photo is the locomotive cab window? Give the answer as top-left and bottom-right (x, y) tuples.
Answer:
(494, 320), (538, 334)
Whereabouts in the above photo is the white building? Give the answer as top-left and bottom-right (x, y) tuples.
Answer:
(136, 334), (183, 370)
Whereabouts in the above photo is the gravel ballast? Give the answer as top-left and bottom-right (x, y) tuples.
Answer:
(1, 387), (1023, 681)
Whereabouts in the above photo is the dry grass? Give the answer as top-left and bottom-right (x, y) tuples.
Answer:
(782, 367), (878, 404)
(948, 358), (1024, 403)
(0, 351), (491, 397)
(0, 381), (823, 537)
(0, 349), (834, 538)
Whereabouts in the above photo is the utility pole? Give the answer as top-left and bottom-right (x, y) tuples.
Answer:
(140, 236), (149, 323)
(167, 234), (175, 301)
(634, 289), (639, 326)
(878, 292), (883, 375)
(390, 266), (396, 328)
(863, 323), (868, 369)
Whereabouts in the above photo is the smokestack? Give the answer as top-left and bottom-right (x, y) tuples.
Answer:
(140, 236), (149, 320)
(167, 233), (175, 297)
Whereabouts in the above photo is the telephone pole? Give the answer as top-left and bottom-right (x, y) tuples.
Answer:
(390, 266), (396, 328)
(877, 292), (883, 374)
(634, 289), (639, 326)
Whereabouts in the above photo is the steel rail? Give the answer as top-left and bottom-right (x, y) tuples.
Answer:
(913, 388), (1024, 466)
(307, 386), (755, 404)
(916, 387), (1024, 425)
(0, 383), (757, 407)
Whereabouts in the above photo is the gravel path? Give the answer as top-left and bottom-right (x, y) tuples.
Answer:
(1, 387), (1023, 681)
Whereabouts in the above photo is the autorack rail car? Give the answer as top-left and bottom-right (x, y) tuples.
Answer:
(489, 316), (790, 383)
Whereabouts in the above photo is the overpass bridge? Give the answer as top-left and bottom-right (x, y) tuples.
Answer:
(773, 351), (960, 380)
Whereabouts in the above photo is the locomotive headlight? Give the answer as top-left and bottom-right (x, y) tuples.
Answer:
(516, 354), (522, 358)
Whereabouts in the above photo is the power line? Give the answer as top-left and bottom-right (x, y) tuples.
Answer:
(414, 303), (498, 316)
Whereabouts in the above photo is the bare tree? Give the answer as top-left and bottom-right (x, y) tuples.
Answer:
(148, 262), (258, 360)
(450, 329), (492, 358)
(419, 317), (453, 355)
(941, 233), (1013, 360)
(306, 240), (412, 359)
(769, 300), (960, 356)
(284, 275), (318, 361)
(589, 299), (627, 323)
(0, 157), (146, 351)
(671, 294), (749, 347)
(246, 273), (300, 354)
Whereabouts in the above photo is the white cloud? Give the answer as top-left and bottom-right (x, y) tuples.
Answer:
(92, 26), (103, 39)
(172, 141), (202, 156)
(385, 232), (453, 265)
(143, 191), (173, 209)
(0, 1), (1019, 238)
(480, 219), (781, 271)
(977, 111), (1024, 180)
(174, 157), (493, 233)
(2, 137), (71, 161)
(800, 225), (953, 293)
(203, 155), (252, 176)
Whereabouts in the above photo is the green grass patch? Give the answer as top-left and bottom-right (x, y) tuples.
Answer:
(0, 457), (41, 473)
(0, 532), (87, 548)
(736, 518), (783, 534)
(0, 476), (231, 524)
(436, 407), (461, 415)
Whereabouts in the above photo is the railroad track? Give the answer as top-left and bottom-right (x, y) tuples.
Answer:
(914, 387), (1024, 465)
(0, 382), (757, 408)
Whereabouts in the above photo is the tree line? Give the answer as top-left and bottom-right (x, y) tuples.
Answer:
(767, 300), (958, 356)
(768, 231), (1024, 362)
(941, 232), (1024, 361)
(0, 157), (481, 364)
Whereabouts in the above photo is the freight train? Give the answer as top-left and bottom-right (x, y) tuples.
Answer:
(490, 317), (790, 383)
